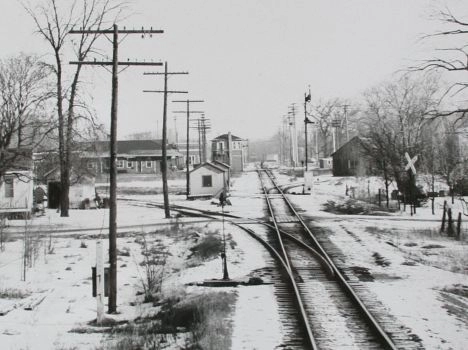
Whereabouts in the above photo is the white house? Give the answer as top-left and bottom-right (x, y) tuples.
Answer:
(189, 162), (229, 198)
(0, 171), (34, 218)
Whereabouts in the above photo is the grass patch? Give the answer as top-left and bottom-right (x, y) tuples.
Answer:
(189, 230), (223, 261)
(97, 291), (237, 349)
(0, 288), (30, 299)
(323, 199), (394, 215)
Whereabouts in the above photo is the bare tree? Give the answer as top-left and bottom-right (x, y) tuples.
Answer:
(361, 74), (440, 198)
(309, 98), (343, 157)
(0, 54), (52, 180)
(412, 8), (468, 124)
(25, 0), (126, 217)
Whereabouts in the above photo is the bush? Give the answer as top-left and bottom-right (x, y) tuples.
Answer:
(189, 231), (223, 260)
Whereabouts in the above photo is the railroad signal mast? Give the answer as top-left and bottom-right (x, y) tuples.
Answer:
(69, 24), (164, 314)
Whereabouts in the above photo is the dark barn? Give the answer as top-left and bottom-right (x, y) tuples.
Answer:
(331, 136), (371, 176)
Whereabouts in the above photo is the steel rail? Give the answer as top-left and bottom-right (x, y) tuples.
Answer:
(257, 170), (318, 350)
(261, 169), (398, 350)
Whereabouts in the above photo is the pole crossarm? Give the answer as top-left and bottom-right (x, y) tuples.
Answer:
(144, 72), (189, 75)
(173, 100), (204, 103)
(173, 111), (204, 113)
(70, 29), (164, 34)
(143, 90), (188, 93)
(70, 61), (163, 66)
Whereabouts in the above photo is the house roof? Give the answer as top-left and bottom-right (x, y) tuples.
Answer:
(212, 133), (244, 141)
(190, 162), (227, 174)
(80, 140), (182, 158)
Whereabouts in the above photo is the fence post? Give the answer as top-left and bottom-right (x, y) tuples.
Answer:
(456, 212), (462, 240)
(96, 240), (104, 324)
(447, 208), (454, 236)
(441, 200), (447, 232)
(378, 189), (381, 207)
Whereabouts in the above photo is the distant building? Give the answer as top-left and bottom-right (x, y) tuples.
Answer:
(80, 140), (182, 175)
(176, 141), (202, 169)
(189, 162), (229, 198)
(331, 136), (371, 176)
(211, 132), (248, 172)
(0, 150), (34, 218)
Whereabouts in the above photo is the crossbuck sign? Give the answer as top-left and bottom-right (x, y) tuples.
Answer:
(404, 152), (418, 175)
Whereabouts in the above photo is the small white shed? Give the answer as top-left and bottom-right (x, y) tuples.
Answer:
(0, 171), (34, 218)
(189, 162), (228, 198)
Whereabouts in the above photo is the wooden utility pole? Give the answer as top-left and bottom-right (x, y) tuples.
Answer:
(190, 116), (211, 163)
(70, 24), (163, 314)
(173, 100), (204, 198)
(143, 64), (188, 218)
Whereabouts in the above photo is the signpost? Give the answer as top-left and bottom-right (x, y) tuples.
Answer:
(96, 241), (104, 324)
(404, 152), (418, 216)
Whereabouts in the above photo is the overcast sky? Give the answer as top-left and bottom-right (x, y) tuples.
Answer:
(1, 0), (466, 141)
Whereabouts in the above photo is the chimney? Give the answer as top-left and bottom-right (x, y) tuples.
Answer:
(228, 132), (233, 166)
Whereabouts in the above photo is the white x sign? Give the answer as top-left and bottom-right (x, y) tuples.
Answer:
(405, 152), (418, 174)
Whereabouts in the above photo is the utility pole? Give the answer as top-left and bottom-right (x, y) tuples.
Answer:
(143, 64), (188, 218)
(173, 100), (204, 198)
(191, 116), (211, 163)
(70, 24), (163, 314)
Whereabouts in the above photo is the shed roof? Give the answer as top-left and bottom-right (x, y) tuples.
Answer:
(190, 162), (227, 174)
(331, 136), (370, 156)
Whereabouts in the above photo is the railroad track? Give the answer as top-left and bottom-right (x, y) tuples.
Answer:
(122, 181), (422, 349)
(257, 168), (398, 350)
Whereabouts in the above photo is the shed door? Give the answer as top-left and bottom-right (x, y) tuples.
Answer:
(48, 181), (61, 209)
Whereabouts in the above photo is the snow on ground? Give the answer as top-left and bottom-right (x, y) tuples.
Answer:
(0, 173), (285, 349)
(1, 169), (466, 349)
(283, 172), (468, 350)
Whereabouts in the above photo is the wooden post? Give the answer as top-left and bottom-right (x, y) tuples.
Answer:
(108, 24), (119, 314)
(378, 188), (381, 207)
(96, 240), (104, 324)
(447, 208), (454, 236)
(456, 212), (462, 240)
(441, 201), (447, 232)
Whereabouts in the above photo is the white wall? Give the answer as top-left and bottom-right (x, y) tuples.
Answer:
(0, 172), (33, 211)
(190, 166), (225, 197)
(69, 181), (96, 209)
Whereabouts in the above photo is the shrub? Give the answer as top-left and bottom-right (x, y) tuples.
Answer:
(189, 231), (223, 261)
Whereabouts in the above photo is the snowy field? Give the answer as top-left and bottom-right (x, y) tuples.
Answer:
(0, 169), (466, 349)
